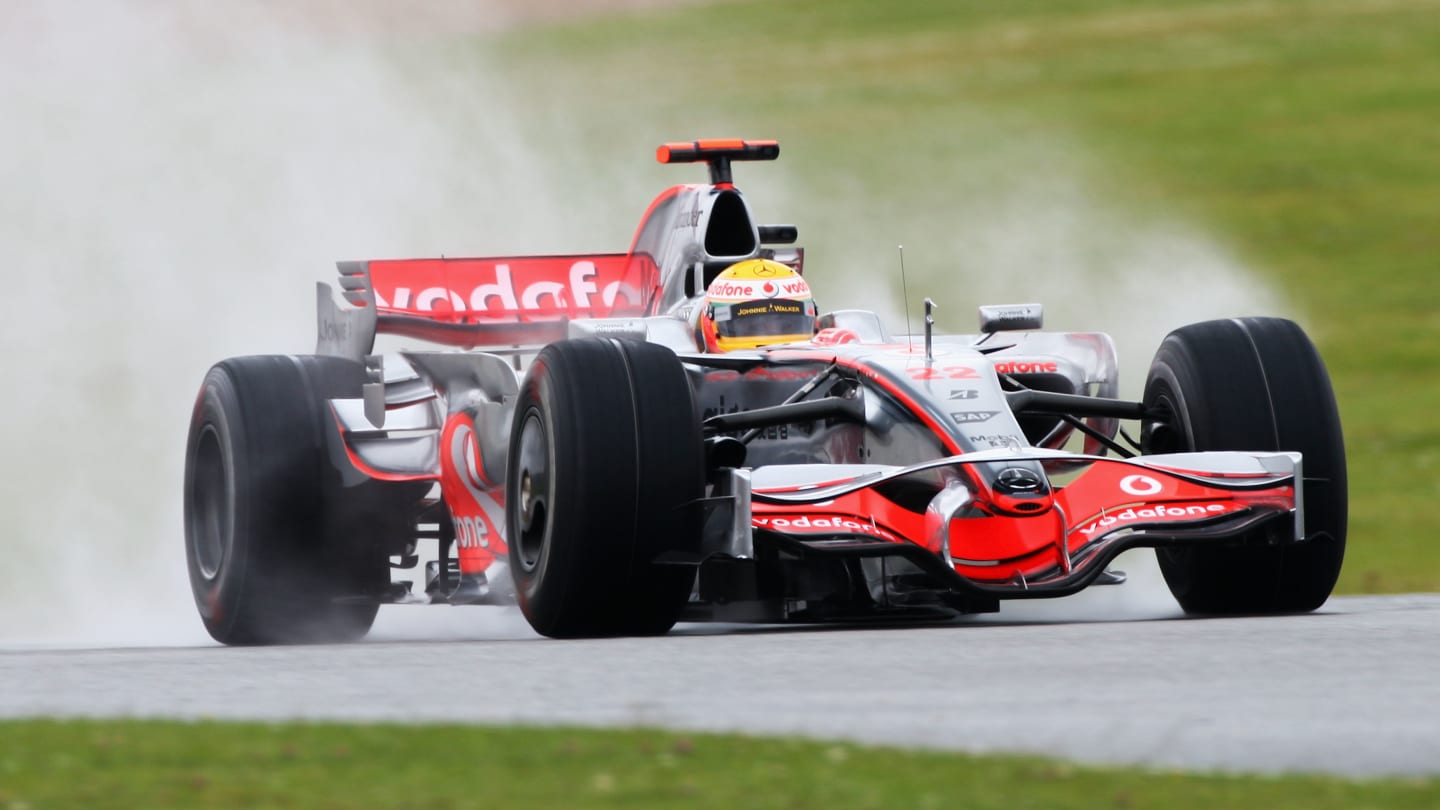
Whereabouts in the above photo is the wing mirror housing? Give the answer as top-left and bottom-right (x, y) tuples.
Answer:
(979, 303), (1044, 333)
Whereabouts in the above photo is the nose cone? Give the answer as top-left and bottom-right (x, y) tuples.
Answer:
(995, 466), (1045, 494)
(989, 466), (1054, 516)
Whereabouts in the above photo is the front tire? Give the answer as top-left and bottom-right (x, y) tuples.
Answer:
(184, 355), (389, 644)
(507, 339), (704, 638)
(1142, 318), (1347, 613)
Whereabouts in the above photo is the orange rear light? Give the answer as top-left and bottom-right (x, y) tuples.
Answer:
(657, 139), (780, 164)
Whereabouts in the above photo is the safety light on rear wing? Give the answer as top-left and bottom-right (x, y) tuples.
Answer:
(657, 139), (780, 185)
(657, 139), (779, 164)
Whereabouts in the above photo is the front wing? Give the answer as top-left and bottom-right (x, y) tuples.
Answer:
(691, 448), (1302, 602)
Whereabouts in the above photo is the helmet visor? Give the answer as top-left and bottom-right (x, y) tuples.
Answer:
(712, 299), (813, 341)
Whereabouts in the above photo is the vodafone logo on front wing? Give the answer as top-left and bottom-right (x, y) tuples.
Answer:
(753, 514), (898, 542)
(1076, 502), (1238, 537)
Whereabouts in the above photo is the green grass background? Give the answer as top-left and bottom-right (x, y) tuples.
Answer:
(463, 0), (1439, 593)
(3, 720), (1436, 809)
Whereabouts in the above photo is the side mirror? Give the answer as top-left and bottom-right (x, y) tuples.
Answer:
(979, 303), (1043, 333)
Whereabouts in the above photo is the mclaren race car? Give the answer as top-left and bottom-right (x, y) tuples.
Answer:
(184, 139), (1347, 644)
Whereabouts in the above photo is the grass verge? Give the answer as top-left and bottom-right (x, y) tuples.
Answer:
(1, 719), (1436, 809)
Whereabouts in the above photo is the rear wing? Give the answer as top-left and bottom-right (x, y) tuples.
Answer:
(317, 254), (661, 358)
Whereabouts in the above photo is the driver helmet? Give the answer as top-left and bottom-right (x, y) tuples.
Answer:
(696, 259), (817, 352)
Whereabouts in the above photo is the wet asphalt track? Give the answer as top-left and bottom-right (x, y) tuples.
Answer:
(3, 578), (1437, 778)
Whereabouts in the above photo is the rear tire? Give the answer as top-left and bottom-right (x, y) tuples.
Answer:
(507, 339), (704, 638)
(184, 355), (390, 644)
(1142, 318), (1347, 613)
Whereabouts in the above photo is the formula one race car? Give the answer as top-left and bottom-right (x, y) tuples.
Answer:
(184, 139), (1346, 644)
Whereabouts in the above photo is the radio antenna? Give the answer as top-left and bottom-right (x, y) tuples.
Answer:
(898, 245), (913, 353)
(924, 297), (936, 363)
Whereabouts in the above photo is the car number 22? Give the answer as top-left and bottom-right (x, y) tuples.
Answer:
(906, 365), (979, 381)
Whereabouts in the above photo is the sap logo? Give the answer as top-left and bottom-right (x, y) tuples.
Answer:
(951, 411), (999, 423)
(993, 360), (1059, 374)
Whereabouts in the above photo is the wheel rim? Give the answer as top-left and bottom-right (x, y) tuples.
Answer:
(513, 410), (551, 573)
(190, 425), (230, 581)
(1144, 386), (1188, 455)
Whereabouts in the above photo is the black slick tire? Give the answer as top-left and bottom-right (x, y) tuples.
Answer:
(506, 339), (704, 638)
(1142, 317), (1347, 614)
(184, 354), (388, 644)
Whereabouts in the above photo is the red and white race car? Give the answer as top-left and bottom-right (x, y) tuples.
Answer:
(184, 139), (1346, 643)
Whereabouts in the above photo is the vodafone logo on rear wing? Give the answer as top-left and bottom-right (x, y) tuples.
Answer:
(367, 255), (659, 321)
